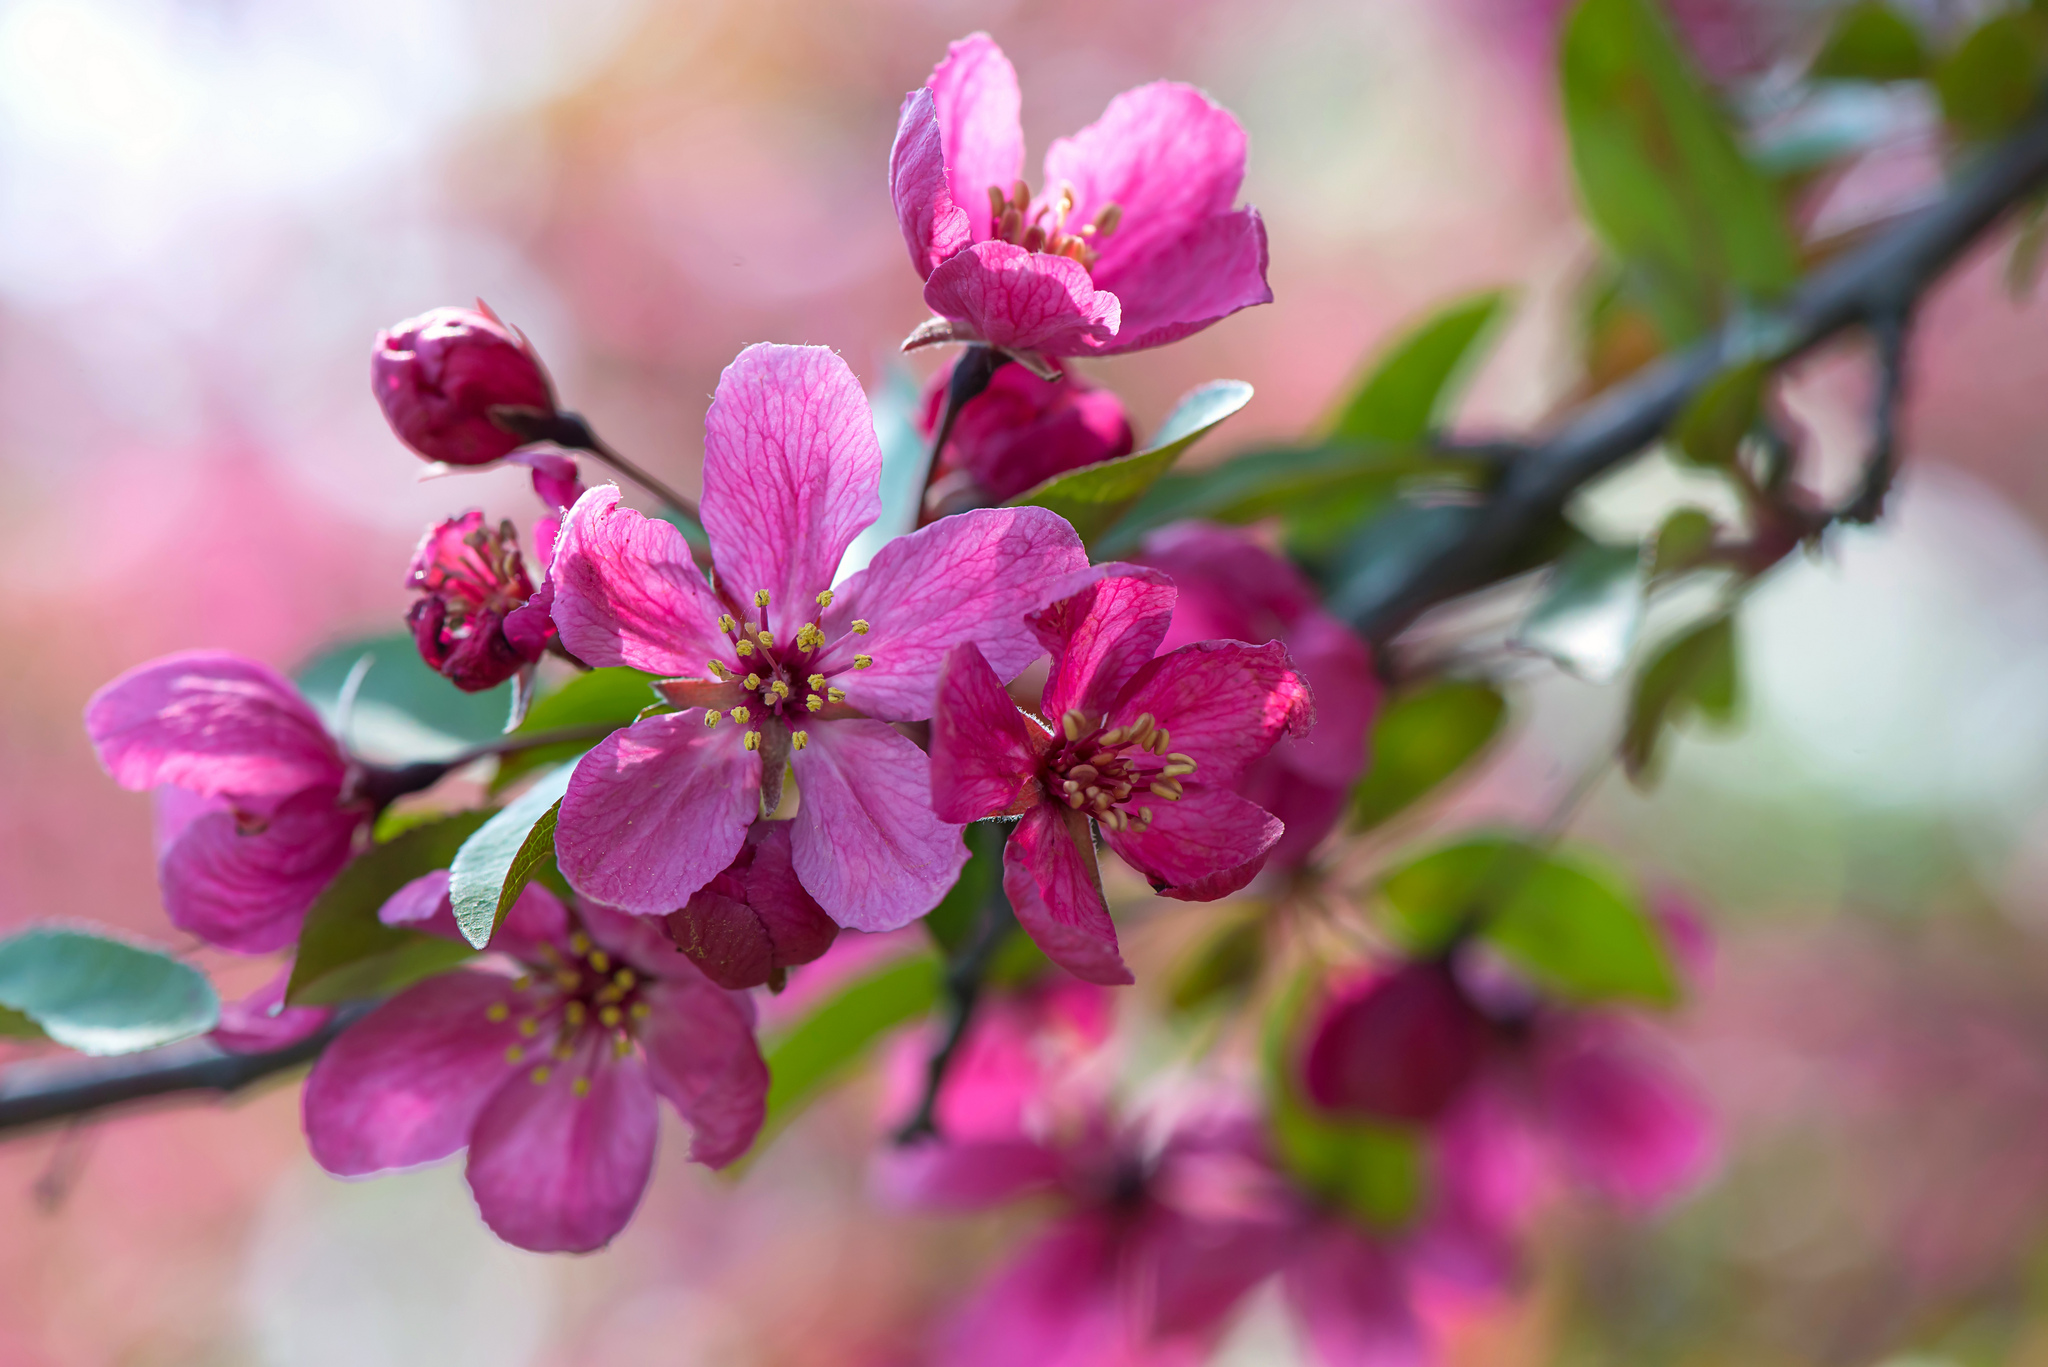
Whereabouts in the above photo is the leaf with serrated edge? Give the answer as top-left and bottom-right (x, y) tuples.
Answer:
(450, 765), (577, 948)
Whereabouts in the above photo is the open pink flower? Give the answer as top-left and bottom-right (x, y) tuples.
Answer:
(548, 343), (1087, 931)
(303, 873), (766, 1253)
(85, 652), (366, 953)
(406, 511), (555, 692)
(891, 33), (1271, 364)
(918, 357), (1134, 503)
(929, 568), (1311, 985)
(1137, 524), (1379, 868)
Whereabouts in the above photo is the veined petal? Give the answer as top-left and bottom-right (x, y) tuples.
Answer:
(1089, 208), (1273, 356)
(788, 719), (968, 932)
(1042, 82), (1249, 286)
(1114, 640), (1312, 789)
(158, 788), (360, 954)
(1281, 1224), (1429, 1367)
(639, 974), (769, 1169)
(928, 33), (1023, 244)
(1004, 802), (1131, 986)
(929, 643), (1042, 823)
(891, 88), (973, 280)
(301, 970), (526, 1176)
(549, 485), (734, 676)
(556, 712), (759, 915)
(922, 241), (1121, 357)
(1030, 566), (1177, 725)
(1100, 783), (1279, 904)
(465, 1047), (659, 1254)
(701, 344), (882, 637)
(824, 505), (1086, 721)
(86, 651), (342, 799)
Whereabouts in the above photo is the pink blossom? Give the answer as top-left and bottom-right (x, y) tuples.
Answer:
(372, 304), (555, 467)
(663, 820), (839, 990)
(303, 873), (766, 1253)
(918, 357), (1134, 503)
(405, 511), (555, 692)
(548, 343), (1087, 930)
(890, 33), (1272, 363)
(1136, 523), (1379, 868)
(85, 652), (366, 953)
(1304, 960), (1490, 1123)
(929, 567), (1312, 984)
(209, 964), (333, 1054)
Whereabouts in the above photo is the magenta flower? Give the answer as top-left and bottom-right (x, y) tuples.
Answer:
(919, 356), (1134, 504)
(1137, 524), (1380, 868)
(548, 343), (1087, 930)
(929, 567), (1312, 985)
(890, 33), (1272, 365)
(663, 820), (839, 991)
(303, 873), (766, 1253)
(373, 304), (555, 468)
(405, 511), (555, 692)
(85, 652), (366, 953)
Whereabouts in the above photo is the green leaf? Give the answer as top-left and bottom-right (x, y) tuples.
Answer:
(1621, 612), (1741, 783)
(1168, 912), (1266, 1013)
(1561, 0), (1800, 340)
(492, 667), (657, 792)
(1482, 851), (1679, 1006)
(0, 928), (219, 1055)
(1008, 380), (1253, 544)
(1513, 541), (1646, 683)
(1674, 361), (1765, 469)
(1810, 3), (1929, 83)
(1937, 13), (2044, 142)
(1351, 680), (1508, 831)
(923, 821), (1007, 957)
(1377, 835), (1541, 955)
(0, 1005), (45, 1040)
(758, 954), (942, 1147)
(296, 633), (510, 755)
(449, 766), (575, 949)
(1324, 502), (1484, 620)
(1650, 506), (1718, 578)
(287, 812), (491, 1007)
(1329, 292), (1510, 442)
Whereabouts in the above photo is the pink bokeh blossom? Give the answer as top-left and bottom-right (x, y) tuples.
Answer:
(918, 356), (1134, 503)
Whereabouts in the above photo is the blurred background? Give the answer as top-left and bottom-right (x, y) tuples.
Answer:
(8, 0), (2048, 1363)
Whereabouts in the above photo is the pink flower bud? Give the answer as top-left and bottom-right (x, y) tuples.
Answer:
(372, 305), (555, 466)
(665, 822), (839, 990)
(1302, 960), (1490, 1122)
(405, 511), (551, 692)
(917, 358), (1133, 502)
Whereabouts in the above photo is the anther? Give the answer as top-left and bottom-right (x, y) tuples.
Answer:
(1067, 764), (1099, 784)
(757, 631), (775, 647)
(718, 614), (737, 633)
(806, 694), (824, 712)
(600, 1006), (622, 1029)
(707, 661), (730, 681)
(744, 672), (763, 690)
(769, 680), (792, 700)
(754, 589), (771, 608)
(505, 1045), (525, 1064)
(530, 1066), (552, 1085)
(511, 975), (533, 991)
(851, 620), (870, 635)
(614, 968), (635, 988)
(827, 687), (845, 702)
(1062, 710), (1088, 741)
(486, 1002), (510, 1023)
(1139, 807), (1153, 823)
(736, 640), (755, 657)
(792, 731), (809, 751)
(518, 1018), (539, 1037)
(555, 969), (582, 990)
(731, 706), (751, 725)
(613, 1035), (632, 1058)
(1166, 752), (1196, 768)
(570, 933), (591, 954)
(987, 185), (1006, 219)
(745, 730), (763, 751)
(588, 949), (611, 973)
(1150, 779), (1183, 800)
(564, 1001), (587, 1026)
(853, 655), (873, 669)
(553, 1042), (574, 1060)
(573, 1077), (591, 1097)
(1093, 203), (1122, 236)
(630, 1001), (652, 1020)
(1021, 223), (1047, 253)
(808, 674), (827, 690)
(705, 710), (722, 727)
(816, 589), (834, 608)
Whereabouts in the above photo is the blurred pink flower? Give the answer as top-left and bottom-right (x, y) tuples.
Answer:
(405, 511), (554, 693)
(1305, 960), (1490, 1123)
(891, 33), (1272, 363)
(372, 304), (555, 468)
(929, 567), (1312, 984)
(84, 651), (365, 953)
(548, 342), (1085, 930)
(1136, 523), (1379, 868)
(918, 357), (1134, 502)
(664, 819), (839, 990)
(303, 874), (766, 1254)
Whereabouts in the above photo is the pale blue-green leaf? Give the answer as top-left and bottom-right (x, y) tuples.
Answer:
(449, 765), (576, 949)
(0, 927), (219, 1056)
(1513, 542), (1646, 683)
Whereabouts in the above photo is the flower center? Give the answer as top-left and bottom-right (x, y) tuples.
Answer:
(698, 589), (874, 753)
(986, 180), (1121, 271)
(489, 929), (651, 1096)
(1044, 708), (1196, 834)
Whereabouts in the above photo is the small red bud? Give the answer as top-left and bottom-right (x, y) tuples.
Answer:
(665, 823), (838, 990)
(372, 305), (555, 467)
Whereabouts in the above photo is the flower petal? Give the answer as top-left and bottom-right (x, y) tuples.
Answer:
(86, 651), (343, 799)
(665, 821), (839, 990)
(1114, 639), (1312, 788)
(465, 1050), (659, 1253)
(929, 643), (1043, 823)
(890, 87), (973, 280)
(548, 485), (734, 677)
(381, 868), (574, 964)
(1090, 208), (1272, 356)
(922, 241), (1121, 356)
(1100, 783), (1280, 903)
(1281, 1224), (1429, 1367)
(210, 964), (333, 1055)
(638, 974), (769, 1169)
(700, 344), (882, 636)
(1004, 802), (1131, 986)
(556, 712), (759, 914)
(158, 788), (360, 954)
(928, 33), (1023, 244)
(301, 970), (526, 1176)
(789, 719), (968, 931)
(935, 1215), (1129, 1367)
(824, 505), (1087, 721)
(1030, 566), (1177, 725)
(1537, 1016), (1716, 1211)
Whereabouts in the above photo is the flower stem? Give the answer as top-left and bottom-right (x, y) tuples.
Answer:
(916, 346), (1011, 517)
(488, 407), (701, 524)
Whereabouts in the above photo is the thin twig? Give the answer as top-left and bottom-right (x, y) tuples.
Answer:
(893, 882), (1017, 1145)
(489, 408), (701, 523)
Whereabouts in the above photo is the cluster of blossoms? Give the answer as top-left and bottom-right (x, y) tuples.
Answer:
(68, 27), (1711, 1357)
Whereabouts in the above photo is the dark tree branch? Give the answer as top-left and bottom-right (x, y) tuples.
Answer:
(893, 884), (1017, 1146)
(1347, 100), (2048, 645)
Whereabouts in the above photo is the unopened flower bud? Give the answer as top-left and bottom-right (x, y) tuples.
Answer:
(664, 822), (838, 991)
(373, 304), (555, 467)
(917, 357), (1133, 502)
(405, 511), (553, 691)
(1301, 959), (1490, 1123)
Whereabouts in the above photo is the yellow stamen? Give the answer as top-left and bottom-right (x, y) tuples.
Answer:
(757, 630), (775, 647)
(735, 640), (755, 657)
(553, 1042), (574, 1060)
(851, 619), (870, 635)
(614, 1035), (632, 1058)
(518, 1017), (539, 1037)
(744, 730), (763, 751)
(853, 655), (873, 669)
(808, 674), (827, 690)
(744, 672), (763, 690)
(573, 1077), (591, 1097)
(769, 680), (791, 699)
(600, 1006), (622, 1028)
(816, 589), (834, 607)
(530, 1066), (552, 1085)
(718, 614), (736, 633)
(827, 687), (846, 703)
(754, 589), (771, 608)
(588, 949), (610, 972)
(570, 933), (591, 954)
(792, 731), (809, 751)
(614, 968), (635, 988)
(486, 1002), (509, 1023)
(555, 969), (582, 991)
(630, 1001), (652, 1020)
(707, 660), (730, 681)
(806, 695), (824, 712)
(505, 1045), (525, 1064)
(704, 710), (723, 727)
(511, 975), (533, 992)
(731, 706), (751, 725)
(564, 1001), (587, 1026)
(1061, 710), (1088, 741)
